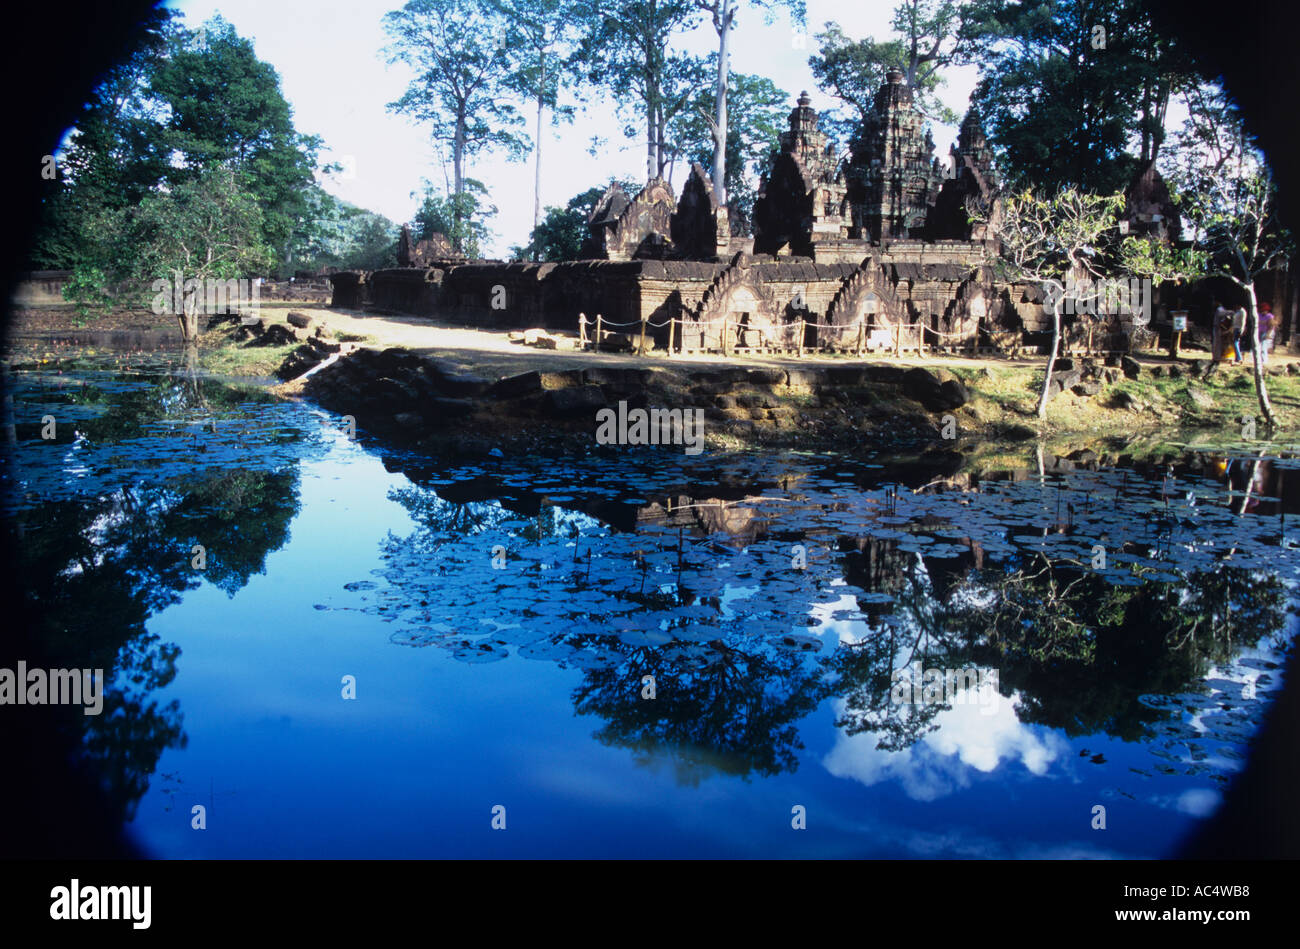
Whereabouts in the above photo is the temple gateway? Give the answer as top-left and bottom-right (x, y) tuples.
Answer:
(331, 73), (1170, 355)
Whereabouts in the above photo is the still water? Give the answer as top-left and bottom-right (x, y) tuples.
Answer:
(6, 364), (1296, 858)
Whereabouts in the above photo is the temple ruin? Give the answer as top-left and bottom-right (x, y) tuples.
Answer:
(329, 75), (1087, 354)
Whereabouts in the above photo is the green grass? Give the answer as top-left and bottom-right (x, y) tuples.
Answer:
(199, 341), (299, 377)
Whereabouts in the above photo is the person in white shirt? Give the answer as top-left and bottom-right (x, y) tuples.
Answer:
(1231, 306), (1247, 362)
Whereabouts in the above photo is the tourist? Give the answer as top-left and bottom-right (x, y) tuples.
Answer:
(1259, 302), (1277, 364)
(1212, 299), (1233, 361)
(1232, 304), (1247, 363)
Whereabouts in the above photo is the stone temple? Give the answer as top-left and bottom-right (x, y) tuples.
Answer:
(329, 74), (1086, 353)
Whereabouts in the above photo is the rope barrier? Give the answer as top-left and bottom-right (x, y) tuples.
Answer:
(577, 311), (1143, 358)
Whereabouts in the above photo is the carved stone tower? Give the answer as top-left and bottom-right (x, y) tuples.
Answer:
(848, 69), (945, 241)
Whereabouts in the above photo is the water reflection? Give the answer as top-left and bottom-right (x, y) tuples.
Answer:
(355, 445), (1296, 793)
(6, 369), (316, 820)
(7, 366), (1299, 853)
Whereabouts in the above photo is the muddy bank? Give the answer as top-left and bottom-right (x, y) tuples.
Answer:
(288, 345), (1033, 458)
(277, 338), (1300, 463)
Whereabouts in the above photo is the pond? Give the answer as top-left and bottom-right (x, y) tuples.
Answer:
(5, 362), (1297, 858)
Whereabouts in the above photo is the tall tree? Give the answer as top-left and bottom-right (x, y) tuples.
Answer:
(150, 16), (321, 263)
(959, 0), (1200, 192)
(384, 0), (527, 250)
(809, 1), (963, 128)
(667, 71), (788, 231)
(689, 0), (804, 206)
(494, 0), (579, 257)
(571, 0), (703, 181)
(1163, 88), (1291, 427)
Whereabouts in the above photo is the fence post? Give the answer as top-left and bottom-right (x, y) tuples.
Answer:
(894, 322), (901, 358)
(722, 317), (730, 357)
(579, 312), (587, 350)
(668, 318), (676, 356)
(857, 319), (865, 356)
(796, 319), (804, 358)
(639, 314), (648, 356)
(595, 313), (603, 352)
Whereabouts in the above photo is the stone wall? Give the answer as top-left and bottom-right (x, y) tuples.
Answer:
(336, 241), (1034, 353)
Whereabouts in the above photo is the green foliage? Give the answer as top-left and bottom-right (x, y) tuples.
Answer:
(810, 7), (960, 127)
(495, 0), (579, 118)
(384, 0), (528, 248)
(959, 0), (1200, 192)
(413, 183), (497, 259)
(131, 166), (276, 284)
(31, 12), (331, 297)
(1161, 89), (1294, 285)
(149, 16), (321, 259)
(62, 267), (115, 322)
(667, 70), (788, 233)
(285, 186), (400, 273)
(511, 181), (635, 261)
(569, 0), (704, 179)
(130, 166), (276, 338)
(987, 187), (1127, 291)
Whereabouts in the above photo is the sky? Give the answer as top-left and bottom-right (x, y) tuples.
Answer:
(165, 0), (981, 258)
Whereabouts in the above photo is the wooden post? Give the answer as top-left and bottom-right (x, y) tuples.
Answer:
(595, 313), (602, 352)
(639, 314), (648, 356)
(721, 317), (730, 357)
(894, 321), (901, 358)
(856, 319), (865, 356)
(796, 319), (804, 358)
(667, 317), (676, 356)
(578, 312), (587, 349)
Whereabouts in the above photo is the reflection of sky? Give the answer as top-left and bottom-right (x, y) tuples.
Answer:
(110, 430), (1294, 858)
(21, 371), (1299, 858)
(823, 694), (1069, 802)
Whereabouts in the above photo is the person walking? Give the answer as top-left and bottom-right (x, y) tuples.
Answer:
(1231, 304), (1247, 363)
(1212, 299), (1233, 362)
(1258, 302), (1277, 365)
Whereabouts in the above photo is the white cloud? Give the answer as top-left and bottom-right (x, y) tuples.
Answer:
(823, 691), (1069, 801)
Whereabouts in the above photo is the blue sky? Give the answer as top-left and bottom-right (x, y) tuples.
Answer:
(166, 0), (980, 257)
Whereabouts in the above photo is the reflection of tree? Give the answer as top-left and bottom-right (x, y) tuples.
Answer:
(378, 459), (1296, 781)
(389, 486), (560, 542)
(63, 371), (276, 444)
(15, 369), (304, 823)
(827, 623), (949, 753)
(571, 636), (831, 786)
(947, 561), (1287, 741)
(827, 529), (1292, 749)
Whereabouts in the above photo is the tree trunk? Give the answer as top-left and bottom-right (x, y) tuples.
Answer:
(712, 4), (731, 206)
(656, 105), (667, 178)
(181, 287), (199, 343)
(533, 89), (544, 262)
(453, 109), (467, 251)
(646, 89), (657, 181)
(1245, 281), (1277, 426)
(1036, 301), (1061, 419)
